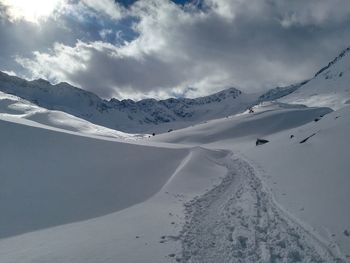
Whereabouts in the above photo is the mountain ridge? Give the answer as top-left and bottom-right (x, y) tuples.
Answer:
(0, 71), (257, 133)
(1, 46), (349, 132)
(314, 46), (350, 77)
(280, 46), (350, 110)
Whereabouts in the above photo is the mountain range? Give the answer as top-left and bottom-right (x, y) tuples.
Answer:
(1, 47), (350, 134)
(0, 46), (349, 133)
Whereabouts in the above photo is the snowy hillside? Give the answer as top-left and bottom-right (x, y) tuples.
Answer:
(244, 105), (350, 261)
(1, 99), (348, 262)
(1, 47), (350, 263)
(154, 103), (350, 262)
(280, 47), (350, 110)
(258, 80), (308, 102)
(0, 91), (144, 140)
(0, 117), (188, 240)
(0, 112), (230, 263)
(0, 71), (258, 133)
(155, 102), (332, 145)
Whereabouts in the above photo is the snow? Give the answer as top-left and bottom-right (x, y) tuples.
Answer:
(243, 106), (350, 259)
(180, 155), (338, 262)
(0, 71), (260, 133)
(1, 99), (348, 262)
(0, 117), (189, 239)
(0, 125), (226, 262)
(154, 104), (350, 261)
(154, 102), (332, 147)
(1, 48), (350, 262)
(280, 47), (350, 110)
(0, 91), (145, 139)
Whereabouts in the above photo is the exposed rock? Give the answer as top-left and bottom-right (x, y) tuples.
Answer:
(256, 138), (269, 146)
(299, 133), (316, 144)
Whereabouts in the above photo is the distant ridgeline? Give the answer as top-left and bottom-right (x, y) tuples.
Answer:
(0, 72), (255, 133)
(1, 46), (349, 133)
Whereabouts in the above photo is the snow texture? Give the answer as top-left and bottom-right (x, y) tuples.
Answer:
(0, 47), (350, 263)
(180, 154), (341, 262)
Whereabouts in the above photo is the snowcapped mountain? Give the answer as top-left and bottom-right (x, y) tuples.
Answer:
(258, 80), (309, 102)
(0, 91), (145, 140)
(279, 46), (350, 110)
(1, 46), (350, 135)
(0, 71), (258, 133)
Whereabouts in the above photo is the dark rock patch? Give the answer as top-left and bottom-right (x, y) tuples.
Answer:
(299, 133), (316, 144)
(256, 138), (269, 146)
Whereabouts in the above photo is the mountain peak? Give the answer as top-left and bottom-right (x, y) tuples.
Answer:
(211, 87), (241, 95)
(191, 87), (242, 103)
(30, 78), (51, 85)
(0, 72), (254, 133)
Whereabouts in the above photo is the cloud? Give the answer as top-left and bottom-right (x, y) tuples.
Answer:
(0, 0), (66, 23)
(81, 0), (125, 20)
(275, 0), (350, 27)
(4, 0), (350, 99)
(0, 0), (126, 23)
(16, 41), (92, 83)
(99, 28), (113, 39)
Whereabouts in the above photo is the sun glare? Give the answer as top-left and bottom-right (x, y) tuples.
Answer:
(1, 0), (63, 23)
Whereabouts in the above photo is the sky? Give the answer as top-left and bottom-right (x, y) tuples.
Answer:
(0, 0), (350, 100)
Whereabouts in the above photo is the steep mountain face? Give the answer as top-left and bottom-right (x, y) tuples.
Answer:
(280, 46), (350, 110)
(0, 71), (258, 133)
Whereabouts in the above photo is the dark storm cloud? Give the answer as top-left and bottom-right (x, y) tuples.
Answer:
(2, 0), (350, 99)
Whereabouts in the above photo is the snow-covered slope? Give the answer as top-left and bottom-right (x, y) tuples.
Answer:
(0, 91), (145, 139)
(0, 117), (189, 239)
(2, 101), (348, 262)
(155, 102), (332, 146)
(154, 103), (350, 261)
(244, 105), (350, 261)
(0, 71), (258, 133)
(280, 47), (350, 110)
(1, 48), (350, 263)
(0, 113), (232, 263)
(258, 80), (308, 102)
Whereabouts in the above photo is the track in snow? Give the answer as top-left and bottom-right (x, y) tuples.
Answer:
(178, 153), (344, 263)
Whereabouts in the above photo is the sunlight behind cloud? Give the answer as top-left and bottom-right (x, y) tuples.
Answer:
(1, 0), (64, 23)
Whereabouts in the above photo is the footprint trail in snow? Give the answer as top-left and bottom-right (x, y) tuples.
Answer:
(178, 153), (344, 263)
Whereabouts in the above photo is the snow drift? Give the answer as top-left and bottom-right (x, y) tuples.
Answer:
(0, 118), (186, 238)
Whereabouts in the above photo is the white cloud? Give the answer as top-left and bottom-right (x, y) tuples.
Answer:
(203, 0), (268, 21)
(81, 0), (124, 20)
(276, 0), (350, 27)
(16, 41), (92, 82)
(0, 0), (65, 23)
(12, 0), (350, 99)
(99, 29), (113, 40)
